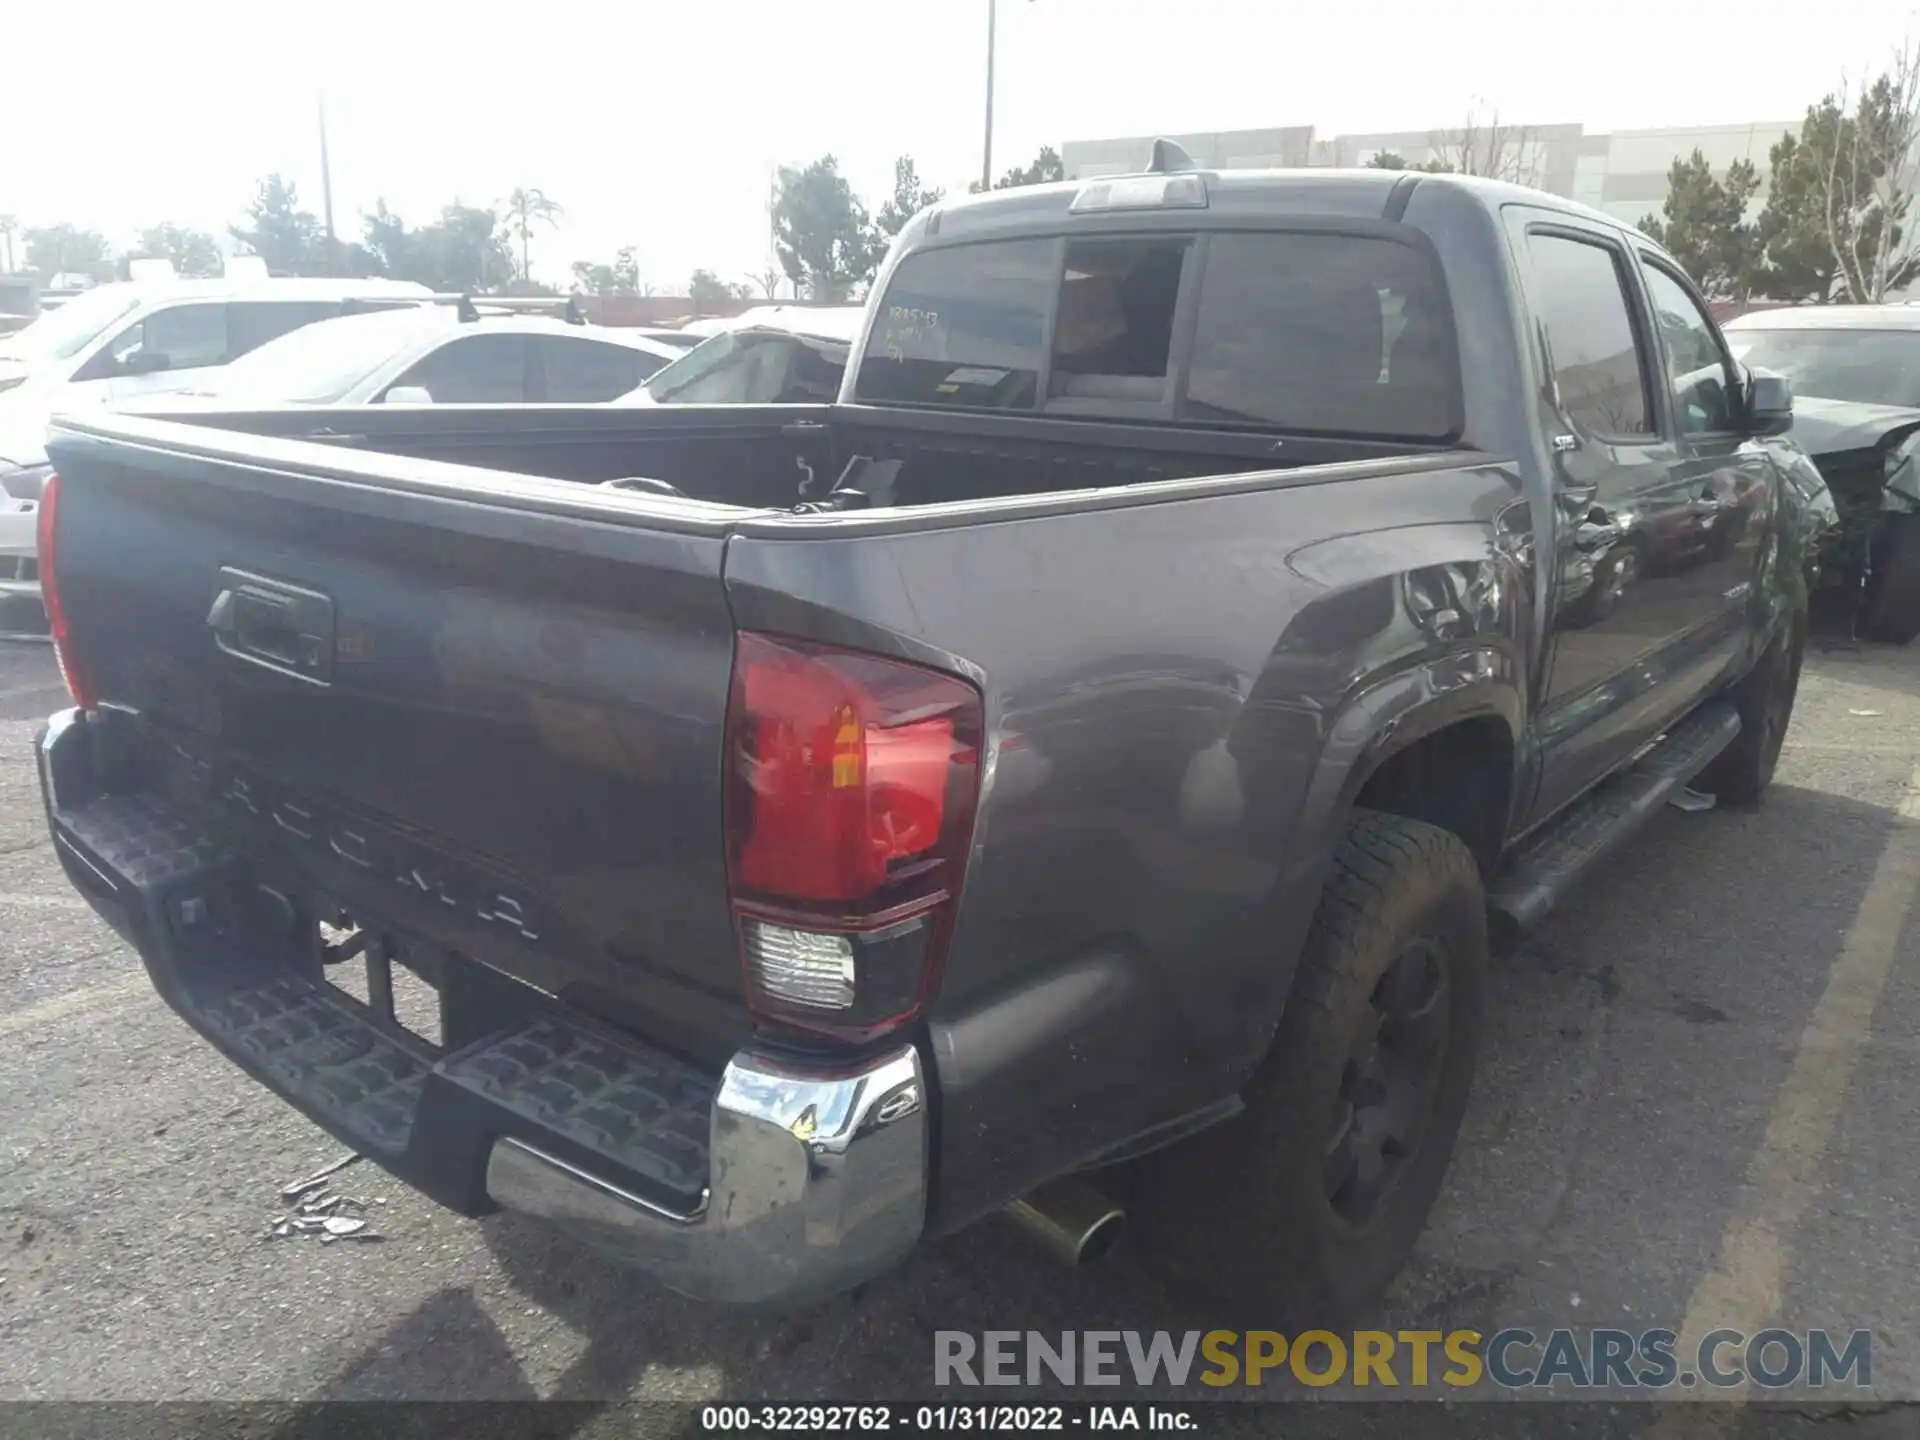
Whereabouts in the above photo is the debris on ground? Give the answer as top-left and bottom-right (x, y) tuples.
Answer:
(278, 1152), (362, 1201)
(1669, 787), (1717, 813)
(1848, 708), (1883, 718)
(265, 1155), (385, 1244)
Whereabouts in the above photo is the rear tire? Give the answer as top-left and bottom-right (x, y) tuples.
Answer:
(1697, 617), (1804, 806)
(1125, 810), (1487, 1325)
(1860, 512), (1920, 646)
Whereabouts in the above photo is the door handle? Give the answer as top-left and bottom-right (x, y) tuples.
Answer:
(207, 568), (336, 684)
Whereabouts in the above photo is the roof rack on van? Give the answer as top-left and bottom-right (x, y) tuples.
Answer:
(334, 292), (588, 324)
(435, 293), (586, 325)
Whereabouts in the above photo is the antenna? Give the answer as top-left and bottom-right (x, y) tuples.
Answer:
(1146, 138), (1197, 174)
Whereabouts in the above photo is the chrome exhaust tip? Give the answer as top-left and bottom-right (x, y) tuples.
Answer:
(1001, 1177), (1125, 1267)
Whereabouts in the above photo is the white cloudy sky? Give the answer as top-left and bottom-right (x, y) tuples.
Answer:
(7, 0), (1917, 290)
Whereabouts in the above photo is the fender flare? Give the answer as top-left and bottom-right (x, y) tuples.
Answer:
(1302, 644), (1526, 864)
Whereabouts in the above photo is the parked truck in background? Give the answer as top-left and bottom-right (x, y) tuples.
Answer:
(34, 154), (1827, 1320)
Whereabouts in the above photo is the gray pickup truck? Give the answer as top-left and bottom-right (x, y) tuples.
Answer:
(35, 152), (1829, 1321)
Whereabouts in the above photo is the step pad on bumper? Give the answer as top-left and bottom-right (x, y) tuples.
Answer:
(194, 974), (714, 1205)
(441, 1021), (712, 1204)
(65, 791), (233, 890)
(199, 976), (430, 1155)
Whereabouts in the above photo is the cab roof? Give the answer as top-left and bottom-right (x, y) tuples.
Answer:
(919, 166), (1638, 244)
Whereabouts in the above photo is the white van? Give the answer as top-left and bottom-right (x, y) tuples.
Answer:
(0, 267), (433, 627)
(0, 271), (434, 420)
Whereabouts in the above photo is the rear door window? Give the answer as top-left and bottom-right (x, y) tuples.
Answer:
(385, 334), (529, 402)
(854, 239), (1054, 408)
(229, 301), (345, 358)
(530, 336), (649, 401)
(1524, 231), (1653, 438)
(1184, 234), (1458, 439)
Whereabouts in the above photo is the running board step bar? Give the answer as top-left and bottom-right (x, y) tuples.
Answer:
(1489, 700), (1741, 932)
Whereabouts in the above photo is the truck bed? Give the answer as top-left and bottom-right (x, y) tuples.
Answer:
(136, 400), (1455, 511)
(43, 402), (1513, 1230)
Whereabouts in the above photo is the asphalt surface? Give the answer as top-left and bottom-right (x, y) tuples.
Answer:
(2, 633), (1918, 1433)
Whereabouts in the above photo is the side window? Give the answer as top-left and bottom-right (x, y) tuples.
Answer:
(1524, 232), (1653, 438)
(1638, 260), (1736, 434)
(666, 337), (790, 403)
(229, 301), (344, 359)
(386, 335), (527, 402)
(1050, 239), (1188, 399)
(531, 336), (645, 401)
(778, 341), (847, 402)
(141, 304), (231, 369)
(85, 303), (230, 379)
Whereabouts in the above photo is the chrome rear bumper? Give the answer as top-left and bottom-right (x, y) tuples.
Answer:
(487, 1044), (927, 1307)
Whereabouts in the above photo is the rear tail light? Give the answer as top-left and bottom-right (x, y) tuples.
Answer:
(35, 473), (99, 710)
(724, 631), (983, 1040)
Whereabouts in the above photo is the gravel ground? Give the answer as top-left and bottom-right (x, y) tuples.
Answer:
(1, 635), (1917, 1435)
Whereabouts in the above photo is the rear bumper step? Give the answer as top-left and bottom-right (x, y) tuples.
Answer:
(1490, 699), (1740, 932)
(38, 708), (928, 1307)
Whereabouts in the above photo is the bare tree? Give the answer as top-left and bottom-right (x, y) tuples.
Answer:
(757, 265), (783, 299)
(1819, 37), (1920, 302)
(1427, 104), (1543, 186)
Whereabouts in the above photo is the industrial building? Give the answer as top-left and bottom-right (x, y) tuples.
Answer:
(1061, 119), (1800, 227)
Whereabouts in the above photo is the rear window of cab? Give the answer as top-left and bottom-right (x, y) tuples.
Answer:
(854, 231), (1460, 442)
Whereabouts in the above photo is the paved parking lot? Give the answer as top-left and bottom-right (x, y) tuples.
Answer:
(1, 634), (1917, 1430)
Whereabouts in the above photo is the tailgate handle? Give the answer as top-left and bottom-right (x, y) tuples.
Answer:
(208, 568), (336, 684)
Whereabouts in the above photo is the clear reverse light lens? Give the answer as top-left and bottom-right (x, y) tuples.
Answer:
(742, 920), (856, 1011)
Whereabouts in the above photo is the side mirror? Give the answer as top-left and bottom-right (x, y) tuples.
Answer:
(1743, 366), (1793, 437)
(383, 385), (435, 405)
(121, 350), (171, 376)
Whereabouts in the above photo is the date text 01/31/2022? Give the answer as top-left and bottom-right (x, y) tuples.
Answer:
(698, 1404), (1198, 1432)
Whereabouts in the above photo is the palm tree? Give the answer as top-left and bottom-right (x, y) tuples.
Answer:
(503, 188), (563, 285)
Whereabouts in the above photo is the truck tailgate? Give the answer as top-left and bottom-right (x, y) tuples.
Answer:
(45, 416), (752, 1067)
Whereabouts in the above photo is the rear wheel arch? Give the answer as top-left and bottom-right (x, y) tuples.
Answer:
(1333, 681), (1523, 877)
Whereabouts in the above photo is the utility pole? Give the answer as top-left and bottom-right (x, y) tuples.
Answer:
(981, 0), (996, 192)
(317, 92), (339, 275)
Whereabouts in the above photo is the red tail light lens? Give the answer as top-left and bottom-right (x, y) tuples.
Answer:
(725, 631), (982, 1039)
(35, 473), (99, 710)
